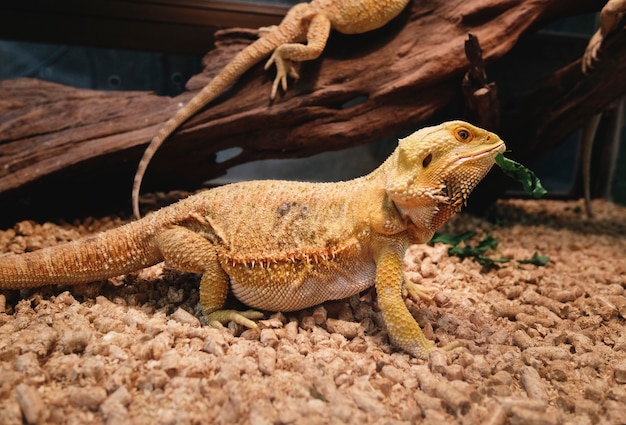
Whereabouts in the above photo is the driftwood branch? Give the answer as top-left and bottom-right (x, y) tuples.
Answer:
(0, 0), (614, 222)
(462, 34), (500, 130)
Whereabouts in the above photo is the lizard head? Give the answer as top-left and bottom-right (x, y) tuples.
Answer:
(385, 121), (505, 242)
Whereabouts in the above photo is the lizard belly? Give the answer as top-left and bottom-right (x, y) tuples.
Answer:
(225, 258), (376, 312)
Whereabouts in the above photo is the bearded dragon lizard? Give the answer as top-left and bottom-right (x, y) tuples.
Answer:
(580, 0), (626, 217)
(1, 121), (505, 357)
(132, 0), (411, 219)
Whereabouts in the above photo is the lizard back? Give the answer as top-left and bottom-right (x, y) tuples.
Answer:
(190, 178), (383, 263)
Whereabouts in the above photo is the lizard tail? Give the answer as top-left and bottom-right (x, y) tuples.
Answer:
(0, 221), (162, 289)
(132, 34), (284, 220)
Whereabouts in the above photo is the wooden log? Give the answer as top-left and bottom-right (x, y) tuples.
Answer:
(0, 0), (610, 223)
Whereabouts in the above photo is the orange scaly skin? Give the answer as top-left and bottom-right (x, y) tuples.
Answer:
(132, 0), (411, 219)
(1, 121), (505, 357)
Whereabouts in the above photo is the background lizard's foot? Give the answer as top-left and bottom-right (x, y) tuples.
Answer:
(264, 51), (300, 99)
(582, 32), (603, 73)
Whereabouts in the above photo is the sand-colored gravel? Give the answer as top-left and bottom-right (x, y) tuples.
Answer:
(1, 198), (625, 425)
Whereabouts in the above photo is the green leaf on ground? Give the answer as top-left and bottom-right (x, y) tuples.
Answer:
(518, 252), (551, 266)
(429, 231), (475, 246)
(430, 232), (549, 267)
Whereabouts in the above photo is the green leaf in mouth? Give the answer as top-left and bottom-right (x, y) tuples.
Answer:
(495, 153), (547, 198)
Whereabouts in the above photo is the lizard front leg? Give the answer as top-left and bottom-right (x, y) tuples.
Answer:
(265, 13), (331, 99)
(155, 226), (262, 328)
(374, 240), (436, 357)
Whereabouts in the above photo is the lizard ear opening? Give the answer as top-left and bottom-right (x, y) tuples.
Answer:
(422, 153), (433, 168)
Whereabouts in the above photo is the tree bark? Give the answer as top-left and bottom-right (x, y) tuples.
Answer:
(0, 0), (614, 223)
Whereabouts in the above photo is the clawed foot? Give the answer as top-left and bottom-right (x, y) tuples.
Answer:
(582, 32), (603, 74)
(264, 50), (300, 100)
(414, 340), (463, 359)
(441, 340), (463, 353)
(205, 309), (264, 329)
(404, 279), (438, 304)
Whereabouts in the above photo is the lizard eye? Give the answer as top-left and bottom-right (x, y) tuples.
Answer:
(422, 153), (432, 168)
(454, 127), (473, 143)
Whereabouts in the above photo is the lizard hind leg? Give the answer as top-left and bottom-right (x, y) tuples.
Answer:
(264, 13), (331, 99)
(154, 226), (262, 329)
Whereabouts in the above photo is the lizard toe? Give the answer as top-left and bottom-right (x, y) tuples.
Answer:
(205, 309), (264, 329)
(404, 279), (438, 304)
(441, 340), (463, 353)
(265, 52), (299, 99)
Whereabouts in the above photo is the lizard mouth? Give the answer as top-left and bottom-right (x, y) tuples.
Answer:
(440, 140), (506, 210)
(454, 141), (506, 164)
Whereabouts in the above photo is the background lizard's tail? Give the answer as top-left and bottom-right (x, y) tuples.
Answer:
(0, 220), (163, 289)
(132, 33), (285, 219)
